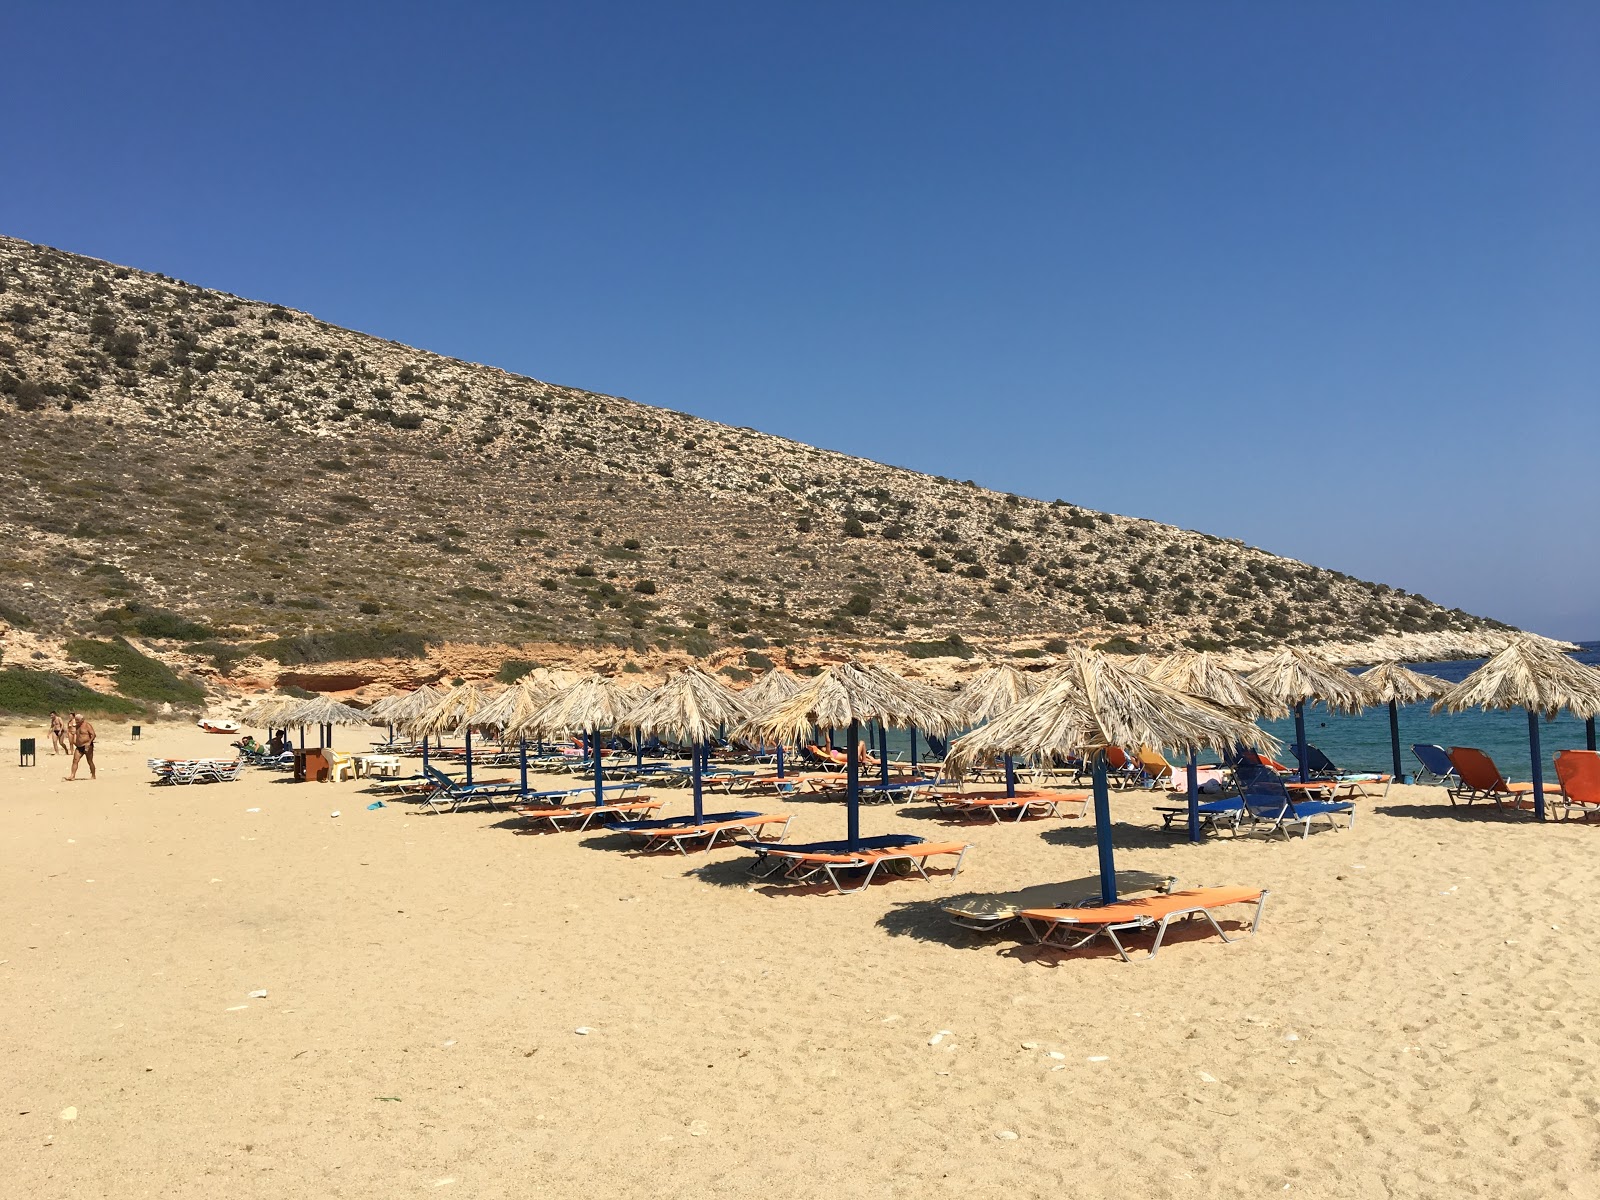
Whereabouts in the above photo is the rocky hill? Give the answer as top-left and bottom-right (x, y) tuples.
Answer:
(0, 234), (1510, 698)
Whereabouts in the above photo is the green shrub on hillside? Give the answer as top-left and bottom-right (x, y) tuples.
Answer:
(251, 627), (427, 665)
(902, 634), (973, 660)
(496, 658), (536, 684)
(64, 637), (205, 705)
(0, 667), (142, 717)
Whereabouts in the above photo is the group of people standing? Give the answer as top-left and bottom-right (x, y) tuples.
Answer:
(47, 710), (97, 780)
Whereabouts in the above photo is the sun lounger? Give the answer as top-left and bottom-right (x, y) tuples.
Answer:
(1135, 747), (1175, 789)
(860, 777), (941, 803)
(510, 795), (664, 831)
(1445, 747), (1539, 812)
(1241, 779), (1355, 838)
(944, 872), (1179, 932)
(421, 765), (525, 813)
(1411, 744), (1460, 788)
(753, 839), (972, 894)
(621, 812), (793, 855)
(1553, 750), (1600, 822)
(1153, 796), (1247, 834)
(1018, 886), (1269, 962)
(945, 788), (1089, 823)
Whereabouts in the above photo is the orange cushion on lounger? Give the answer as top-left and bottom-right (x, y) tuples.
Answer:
(1020, 886), (1265, 926)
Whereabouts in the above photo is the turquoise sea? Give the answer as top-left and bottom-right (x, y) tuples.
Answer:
(871, 642), (1600, 781)
(1252, 640), (1600, 780)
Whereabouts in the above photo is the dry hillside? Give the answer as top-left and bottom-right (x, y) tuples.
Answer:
(0, 235), (1508, 698)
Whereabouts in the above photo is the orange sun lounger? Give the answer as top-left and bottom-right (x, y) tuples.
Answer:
(945, 788), (1089, 823)
(626, 813), (793, 855)
(510, 798), (662, 832)
(1554, 750), (1600, 822)
(1019, 886), (1269, 962)
(1446, 747), (1540, 812)
(756, 840), (972, 894)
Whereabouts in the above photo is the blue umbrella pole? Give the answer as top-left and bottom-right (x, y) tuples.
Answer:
(692, 740), (705, 823)
(1187, 748), (1201, 843)
(298, 726), (305, 750)
(776, 743), (785, 779)
(519, 738), (528, 794)
(846, 721), (861, 849)
(910, 729), (918, 771)
(1093, 752), (1118, 904)
(635, 734), (643, 770)
(1527, 708), (1545, 821)
(879, 723), (889, 787)
(1004, 754), (1016, 799)
(593, 727), (604, 807)
(1388, 701), (1404, 783)
(1587, 717), (1596, 753)
(421, 735), (430, 769)
(1294, 701), (1309, 784)
(464, 727), (474, 785)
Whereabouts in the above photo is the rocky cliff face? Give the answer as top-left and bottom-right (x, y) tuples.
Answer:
(0, 233), (1508, 699)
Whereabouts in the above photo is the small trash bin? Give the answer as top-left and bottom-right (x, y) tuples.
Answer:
(20, 738), (37, 767)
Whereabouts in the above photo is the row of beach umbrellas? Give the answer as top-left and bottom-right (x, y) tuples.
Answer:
(249, 634), (1600, 902)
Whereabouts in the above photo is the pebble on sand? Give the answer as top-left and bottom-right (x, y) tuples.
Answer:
(994, 1130), (1019, 1141)
(59, 1107), (77, 1121)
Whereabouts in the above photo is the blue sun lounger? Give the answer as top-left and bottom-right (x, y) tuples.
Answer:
(1241, 779), (1355, 839)
(422, 765), (529, 813)
(1411, 744), (1461, 788)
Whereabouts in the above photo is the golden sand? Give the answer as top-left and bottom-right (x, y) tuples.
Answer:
(3, 722), (1597, 1198)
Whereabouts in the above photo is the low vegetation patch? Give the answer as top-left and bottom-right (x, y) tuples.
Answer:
(251, 627), (428, 665)
(0, 666), (143, 717)
(64, 637), (205, 705)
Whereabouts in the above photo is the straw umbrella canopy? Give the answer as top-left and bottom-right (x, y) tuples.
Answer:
(406, 683), (494, 782)
(1245, 647), (1371, 783)
(947, 647), (1277, 903)
(956, 663), (1040, 798)
(1357, 661), (1449, 783)
(242, 693), (302, 729)
(470, 674), (562, 791)
(1149, 650), (1286, 719)
(740, 668), (803, 776)
(1432, 634), (1600, 819)
(619, 667), (752, 822)
(743, 661), (965, 848)
(281, 695), (371, 749)
(1147, 649), (1286, 842)
(513, 674), (638, 807)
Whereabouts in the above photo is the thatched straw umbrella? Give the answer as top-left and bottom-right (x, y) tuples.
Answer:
(956, 664), (1039, 798)
(1245, 647), (1371, 784)
(274, 695), (371, 750)
(514, 674), (637, 807)
(242, 693), (300, 729)
(407, 683), (493, 783)
(472, 675), (559, 792)
(1432, 635), (1600, 819)
(620, 667), (751, 823)
(1148, 649), (1286, 843)
(1356, 661), (1449, 783)
(947, 648), (1276, 903)
(743, 661), (964, 848)
(373, 684), (444, 759)
(740, 669), (803, 776)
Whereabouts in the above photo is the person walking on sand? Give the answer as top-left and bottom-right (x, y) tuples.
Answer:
(65, 712), (97, 781)
(49, 710), (68, 755)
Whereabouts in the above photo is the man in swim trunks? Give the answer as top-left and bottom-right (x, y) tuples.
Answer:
(49, 710), (68, 755)
(66, 712), (96, 781)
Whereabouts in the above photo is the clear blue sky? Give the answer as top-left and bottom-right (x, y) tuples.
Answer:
(4, 2), (1596, 639)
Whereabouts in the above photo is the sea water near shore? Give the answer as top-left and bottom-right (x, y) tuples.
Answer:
(869, 641), (1600, 779)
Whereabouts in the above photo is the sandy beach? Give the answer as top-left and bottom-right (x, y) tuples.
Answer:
(4, 720), (1598, 1199)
